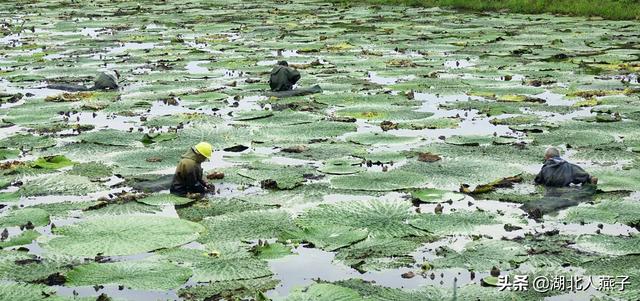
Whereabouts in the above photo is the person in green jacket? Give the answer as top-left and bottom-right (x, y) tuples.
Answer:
(170, 142), (213, 196)
(269, 61), (300, 92)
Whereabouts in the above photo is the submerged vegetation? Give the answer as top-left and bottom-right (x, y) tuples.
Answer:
(334, 0), (640, 20)
(0, 0), (639, 300)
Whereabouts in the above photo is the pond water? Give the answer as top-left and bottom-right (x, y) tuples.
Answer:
(1, 0), (639, 300)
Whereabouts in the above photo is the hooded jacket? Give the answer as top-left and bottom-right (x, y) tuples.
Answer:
(170, 148), (206, 196)
(269, 65), (301, 92)
(534, 157), (592, 187)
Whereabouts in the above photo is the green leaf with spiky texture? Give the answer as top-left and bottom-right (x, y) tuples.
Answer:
(411, 188), (464, 203)
(198, 209), (296, 243)
(83, 200), (161, 216)
(574, 234), (640, 256)
(335, 237), (421, 272)
(409, 211), (499, 235)
(78, 129), (143, 147)
(155, 247), (273, 282)
(66, 162), (113, 180)
(284, 283), (363, 301)
(138, 193), (194, 206)
(178, 277), (279, 301)
(0, 283), (68, 301)
(330, 170), (428, 192)
(335, 105), (433, 121)
(345, 132), (419, 146)
(445, 135), (517, 146)
(282, 225), (369, 251)
(432, 239), (528, 271)
(0, 230), (40, 248)
(43, 215), (203, 256)
(0, 134), (57, 150)
(18, 174), (103, 197)
(0, 250), (83, 283)
(66, 261), (192, 290)
(590, 168), (640, 192)
(177, 198), (277, 222)
(564, 199), (640, 226)
(0, 208), (50, 228)
(237, 163), (316, 190)
(334, 278), (449, 301)
(296, 199), (424, 238)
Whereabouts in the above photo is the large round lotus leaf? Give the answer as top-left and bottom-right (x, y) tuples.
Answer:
(282, 225), (369, 251)
(318, 158), (364, 175)
(296, 199), (424, 238)
(66, 161), (113, 180)
(18, 174), (103, 197)
(78, 129), (143, 147)
(564, 199), (640, 226)
(43, 215), (204, 256)
(345, 132), (419, 145)
(399, 160), (525, 190)
(409, 211), (499, 235)
(330, 170), (428, 191)
(0, 208), (50, 228)
(0, 134), (57, 150)
(335, 237), (421, 272)
(0, 230), (40, 248)
(0, 250), (82, 283)
(574, 234), (640, 256)
(445, 135), (516, 146)
(411, 188), (464, 203)
(432, 239), (528, 271)
(0, 283), (64, 301)
(137, 193), (194, 206)
(156, 246), (273, 282)
(285, 283), (362, 301)
(335, 105), (433, 121)
(234, 110), (322, 126)
(177, 278), (279, 301)
(334, 278), (450, 300)
(531, 129), (616, 148)
(177, 198), (277, 222)
(237, 163), (314, 190)
(66, 261), (192, 290)
(254, 122), (357, 144)
(590, 168), (640, 192)
(198, 209), (296, 243)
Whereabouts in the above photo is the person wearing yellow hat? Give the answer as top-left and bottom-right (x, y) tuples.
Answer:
(170, 142), (213, 196)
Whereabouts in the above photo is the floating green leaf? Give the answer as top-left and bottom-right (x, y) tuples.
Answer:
(43, 215), (204, 256)
(66, 261), (192, 290)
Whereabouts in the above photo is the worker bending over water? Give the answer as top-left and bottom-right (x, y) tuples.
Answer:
(170, 142), (214, 196)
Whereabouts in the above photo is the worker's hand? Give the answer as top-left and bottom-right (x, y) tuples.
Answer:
(590, 176), (598, 185)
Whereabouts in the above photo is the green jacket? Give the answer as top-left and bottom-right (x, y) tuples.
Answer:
(170, 148), (206, 196)
(269, 65), (300, 92)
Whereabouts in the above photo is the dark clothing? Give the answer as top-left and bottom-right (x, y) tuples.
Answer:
(47, 72), (118, 92)
(170, 149), (206, 196)
(91, 72), (118, 90)
(265, 84), (322, 98)
(269, 65), (300, 92)
(534, 157), (592, 187)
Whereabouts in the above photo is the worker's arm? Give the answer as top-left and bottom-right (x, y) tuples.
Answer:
(288, 68), (301, 85)
(571, 165), (593, 185)
(534, 169), (545, 185)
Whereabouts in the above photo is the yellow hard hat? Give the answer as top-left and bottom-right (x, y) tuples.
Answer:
(193, 142), (212, 159)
